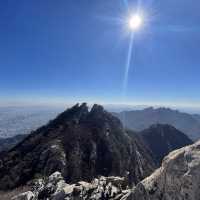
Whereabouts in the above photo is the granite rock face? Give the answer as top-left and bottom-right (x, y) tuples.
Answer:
(12, 172), (131, 200)
(127, 140), (200, 200)
(0, 103), (155, 190)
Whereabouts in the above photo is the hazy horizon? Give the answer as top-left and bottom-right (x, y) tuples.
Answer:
(0, 100), (200, 114)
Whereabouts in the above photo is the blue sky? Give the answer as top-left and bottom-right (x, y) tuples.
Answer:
(0, 0), (200, 108)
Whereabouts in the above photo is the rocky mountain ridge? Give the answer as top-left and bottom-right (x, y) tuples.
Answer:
(0, 103), (155, 190)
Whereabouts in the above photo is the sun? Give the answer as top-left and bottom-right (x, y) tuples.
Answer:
(128, 14), (143, 31)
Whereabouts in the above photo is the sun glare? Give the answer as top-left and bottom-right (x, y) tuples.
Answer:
(128, 14), (143, 31)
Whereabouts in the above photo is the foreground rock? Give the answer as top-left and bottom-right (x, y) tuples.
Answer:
(12, 172), (131, 200)
(127, 140), (200, 200)
(0, 103), (155, 190)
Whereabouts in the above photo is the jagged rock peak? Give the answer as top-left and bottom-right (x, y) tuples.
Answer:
(51, 102), (89, 124)
(88, 104), (121, 124)
(54, 103), (108, 123)
(90, 104), (104, 113)
(65, 102), (89, 116)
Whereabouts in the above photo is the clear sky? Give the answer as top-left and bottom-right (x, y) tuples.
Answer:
(0, 0), (200, 108)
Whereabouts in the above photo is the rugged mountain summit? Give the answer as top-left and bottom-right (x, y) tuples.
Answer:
(126, 140), (200, 200)
(140, 124), (193, 163)
(0, 103), (155, 190)
(114, 107), (200, 140)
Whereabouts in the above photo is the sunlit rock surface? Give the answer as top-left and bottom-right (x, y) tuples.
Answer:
(12, 172), (131, 200)
(127, 140), (200, 200)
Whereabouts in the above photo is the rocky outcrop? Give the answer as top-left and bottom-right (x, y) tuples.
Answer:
(127, 140), (200, 200)
(12, 171), (131, 200)
(140, 124), (193, 164)
(0, 103), (155, 190)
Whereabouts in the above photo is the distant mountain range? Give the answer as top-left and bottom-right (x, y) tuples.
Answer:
(114, 107), (200, 140)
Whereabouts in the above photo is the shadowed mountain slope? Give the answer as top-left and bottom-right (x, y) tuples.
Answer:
(0, 134), (27, 152)
(140, 124), (193, 164)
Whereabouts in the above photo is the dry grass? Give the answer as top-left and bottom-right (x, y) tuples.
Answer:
(0, 186), (31, 200)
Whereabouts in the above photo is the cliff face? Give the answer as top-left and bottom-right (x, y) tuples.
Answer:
(127, 140), (200, 200)
(0, 103), (155, 190)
